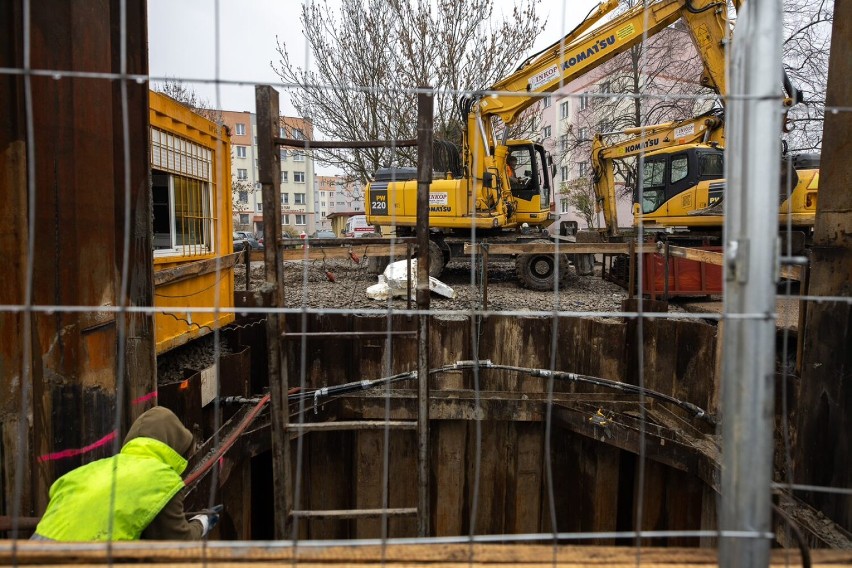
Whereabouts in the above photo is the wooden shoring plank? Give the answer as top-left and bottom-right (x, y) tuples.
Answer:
(287, 421), (417, 432)
(250, 245), (413, 262)
(353, 430), (383, 538)
(665, 246), (724, 266)
(666, 245), (803, 282)
(589, 441), (620, 545)
(291, 507), (417, 519)
(665, 468), (705, 548)
(434, 421), (467, 536)
(304, 430), (353, 539)
(511, 423), (544, 533)
(215, 348), (251, 540)
(2, 542), (850, 565)
(464, 242), (656, 255)
(466, 420), (508, 534)
(388, 429), (418, 537)
(635, 460), (667, 546)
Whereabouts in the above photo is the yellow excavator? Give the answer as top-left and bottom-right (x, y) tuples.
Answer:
(591, 109), (820, 252)
(365, 0), (732, 289)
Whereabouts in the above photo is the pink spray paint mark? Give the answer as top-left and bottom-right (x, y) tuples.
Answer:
(132, 391), (158, 405)
(37, 431), (117, 463)
(37, 390), (158, 463)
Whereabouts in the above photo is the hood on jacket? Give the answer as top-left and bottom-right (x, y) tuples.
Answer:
(124, 406), (194, 457)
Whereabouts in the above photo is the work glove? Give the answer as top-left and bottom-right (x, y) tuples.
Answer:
(190, 504), (223, 537)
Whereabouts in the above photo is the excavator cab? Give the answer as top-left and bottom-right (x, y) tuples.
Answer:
(635, 145), (725, 220)
(506, 142), (555, 226)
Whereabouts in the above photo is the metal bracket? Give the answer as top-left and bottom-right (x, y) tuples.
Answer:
(725, 239), (749, 284)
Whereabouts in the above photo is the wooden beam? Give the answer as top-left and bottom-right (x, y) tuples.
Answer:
(249, 245), (414, 262)
(463, 242), (657, 255)
(3, 542), (850, 565)
(666, 245), (803, 281)
(154, 251), (242, 286)
(287, 420), (417, 432)
(665, 245), (724, 266)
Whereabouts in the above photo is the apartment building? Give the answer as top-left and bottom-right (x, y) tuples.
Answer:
(218, 111), (317, 236)
(314, 175), (338, 231)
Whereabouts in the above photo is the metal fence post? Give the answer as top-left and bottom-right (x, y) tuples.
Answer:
(720, 0), (783, 563)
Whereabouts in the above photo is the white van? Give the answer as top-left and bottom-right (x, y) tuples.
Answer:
(344, 215), (378, 238)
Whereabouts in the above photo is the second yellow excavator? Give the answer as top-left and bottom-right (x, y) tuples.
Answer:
(590, 108), (820, 252)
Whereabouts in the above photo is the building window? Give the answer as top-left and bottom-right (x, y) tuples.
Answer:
(282, 193), (289, 205)
(543, 125), (552, 139)
(542, 96), (551, 108)
(560, 165), (569, 180)
(235, 123), (246, 136)
(238, 191), (248, 203)
(292, 128), (305, 140)
(601, 81), (611, 94)
(292, 150), (305, 162)
(295, 193), (306, 205)
(560, 134), (569, 152)
(321, 200), (326, 207)
(283, 214), (290, 225)
(279, 148), (287, 161)
(279, 126), (287, 138)
(560, 100), (569, 119)
(281, 170), (288, 183)
(560, 198), (569, 213)
(295, 214), (306, 225)
(236, 145), (247, 158)
(580, 92), (589, 111)
(239, 213), (249, 225)
(151, 172), (212, 255)
(149, 128), (216, 257)
(294, 171), (305, 183)
(237, 168), (248, 180)
(578, 127), (588, 141)
(579, 161), (589, 177)
(257, 202), (263, 211)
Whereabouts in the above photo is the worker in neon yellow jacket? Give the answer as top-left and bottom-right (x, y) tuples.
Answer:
(33, 406), (220, 540)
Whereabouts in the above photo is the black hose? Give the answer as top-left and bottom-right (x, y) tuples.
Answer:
(286, 360), (716, 425)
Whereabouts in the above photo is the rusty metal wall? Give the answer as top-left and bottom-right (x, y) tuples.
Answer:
(0, 0), (153, 524)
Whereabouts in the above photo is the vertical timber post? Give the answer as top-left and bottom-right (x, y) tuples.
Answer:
(794, 2), (852, 531)
(720, 0), (782, 564)
(256, 85), (290, 539)
(416, 86), (433, 537)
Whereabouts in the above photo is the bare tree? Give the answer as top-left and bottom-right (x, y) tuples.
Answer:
(562, 178), (597, 229)
(781, 0), (832, 152)
(560, 21), (710, 203)
(272, 0), (543, 184)
(155, 78), (224, 124)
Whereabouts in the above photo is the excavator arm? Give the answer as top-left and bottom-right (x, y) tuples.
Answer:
(463, 0), (730, 200)
(591, 112), (724, 236)
(478, 0), (729, 127)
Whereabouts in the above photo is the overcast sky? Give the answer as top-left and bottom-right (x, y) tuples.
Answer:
(147, 0), (601, 115)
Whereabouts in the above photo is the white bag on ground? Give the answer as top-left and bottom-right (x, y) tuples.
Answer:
(366, 259), (455, 300)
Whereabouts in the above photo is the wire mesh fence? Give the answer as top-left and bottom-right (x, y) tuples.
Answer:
(1, 0), (849, 565)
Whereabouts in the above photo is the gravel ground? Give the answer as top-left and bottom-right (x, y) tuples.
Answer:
(157, 333), (233, 384)
(234, 256), (683, 314)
